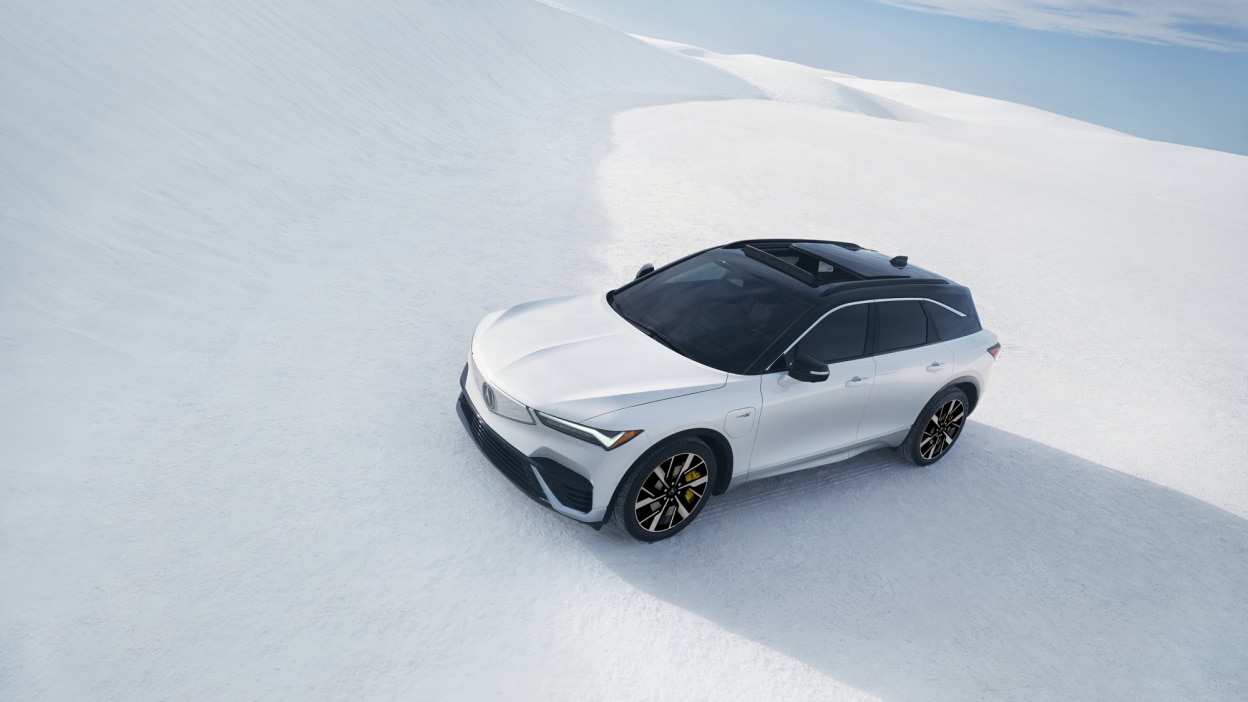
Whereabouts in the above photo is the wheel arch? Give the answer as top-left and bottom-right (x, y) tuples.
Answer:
(942, 375), (980, 414)
(661, 428), (735, 496)
(603, 427), (736, 525)
(639, 428), (734, 495)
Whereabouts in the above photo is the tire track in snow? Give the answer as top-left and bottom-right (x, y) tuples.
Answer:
(699, 450), (904, 523)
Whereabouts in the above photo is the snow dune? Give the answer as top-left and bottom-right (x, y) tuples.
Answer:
(606, 41), (1248, 518)
(3, 1), (1247, 700)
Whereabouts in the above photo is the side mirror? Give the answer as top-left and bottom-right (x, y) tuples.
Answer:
(635, 263), (655, 279)
(787, 352), (830, 383)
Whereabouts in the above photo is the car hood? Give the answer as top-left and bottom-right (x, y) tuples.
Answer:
(471, 293), (727, 423)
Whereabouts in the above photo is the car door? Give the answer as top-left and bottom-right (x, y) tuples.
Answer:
(750, 303), (875, 479)
(855, 300), (952, 443)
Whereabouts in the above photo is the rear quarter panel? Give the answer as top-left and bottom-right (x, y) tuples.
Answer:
(948, 329), (999, 408)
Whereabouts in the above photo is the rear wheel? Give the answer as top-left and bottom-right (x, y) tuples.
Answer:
(899, 388), (969, 466)
(613, 438), (716, 542)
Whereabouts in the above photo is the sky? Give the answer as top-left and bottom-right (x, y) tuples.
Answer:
(554, 0), (1248, 156)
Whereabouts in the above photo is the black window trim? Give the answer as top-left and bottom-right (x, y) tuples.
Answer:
(773, 296), (966, 368)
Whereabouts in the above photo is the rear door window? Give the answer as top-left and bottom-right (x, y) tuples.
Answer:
(874, 300), (929, 354)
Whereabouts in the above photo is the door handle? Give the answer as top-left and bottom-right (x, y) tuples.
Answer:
(845, 376), (870, 387)
(926, 362), (945, 373)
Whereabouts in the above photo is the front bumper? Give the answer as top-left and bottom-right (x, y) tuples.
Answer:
(456, 367), (607, 525)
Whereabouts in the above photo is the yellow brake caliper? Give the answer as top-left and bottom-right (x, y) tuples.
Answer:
(683, 469), (701, 503)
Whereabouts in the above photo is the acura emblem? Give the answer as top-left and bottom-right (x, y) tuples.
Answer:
(482, 383), (497, 411)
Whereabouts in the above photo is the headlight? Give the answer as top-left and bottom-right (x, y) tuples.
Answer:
(481, 382), (535, 424)
(535, 411), (642, 450)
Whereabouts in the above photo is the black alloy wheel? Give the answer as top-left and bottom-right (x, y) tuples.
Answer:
(900, 388), (970, 466)
(614, 438), (716, 542)
(920, 398), (966, 461)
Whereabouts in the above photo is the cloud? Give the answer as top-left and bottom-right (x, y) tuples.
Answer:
(870, 0), (1248, 50)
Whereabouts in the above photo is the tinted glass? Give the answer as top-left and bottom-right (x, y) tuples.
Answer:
(611, 253), (812, 374)
(923, 300), (981, 340)
(875, 300), (929, 353)
(801, 304), (869, 363)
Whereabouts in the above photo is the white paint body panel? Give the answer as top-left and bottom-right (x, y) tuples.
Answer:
(750, 357), (876, 480)
(471, 294), (727, 422)
(466, 293), (998, 523)
(857, 343), (953, 443)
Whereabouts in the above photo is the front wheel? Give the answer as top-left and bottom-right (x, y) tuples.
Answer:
(613, 438), (716, 542)
(899, 388), (970, 466)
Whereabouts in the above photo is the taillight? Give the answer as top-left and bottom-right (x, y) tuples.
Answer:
(987, 342), (1001, 359)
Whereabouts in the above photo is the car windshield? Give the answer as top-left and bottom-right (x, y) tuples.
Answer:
(610, 252), (812, 374)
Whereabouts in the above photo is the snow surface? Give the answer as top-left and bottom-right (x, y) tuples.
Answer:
(3, 1), (1247, 700)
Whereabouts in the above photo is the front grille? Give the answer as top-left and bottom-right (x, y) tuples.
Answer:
(457, 392), (548, 507)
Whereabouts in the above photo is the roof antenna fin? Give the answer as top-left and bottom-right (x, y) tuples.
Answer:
(890, 255), (908, 268)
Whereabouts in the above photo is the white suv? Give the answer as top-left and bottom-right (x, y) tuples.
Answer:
(458, 240), (999, 541)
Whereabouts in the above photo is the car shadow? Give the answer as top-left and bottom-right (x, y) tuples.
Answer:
(580, 422), (1248, 701)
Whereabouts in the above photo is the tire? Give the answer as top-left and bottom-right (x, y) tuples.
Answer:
(898, 387), (970, 466)
(612, 438), (717, 542)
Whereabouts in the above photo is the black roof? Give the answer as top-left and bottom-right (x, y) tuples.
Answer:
(611, 238), (980, 376)
(721, 239), (950, 290)
(716, 239), (979, 374)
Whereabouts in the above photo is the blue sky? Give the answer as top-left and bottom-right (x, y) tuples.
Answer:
(555, 0), (1248, 156)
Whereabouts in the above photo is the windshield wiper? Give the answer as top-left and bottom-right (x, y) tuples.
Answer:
(610, 292), (684, 354)
(622, 315), (682, 355)
(641, 325), (683, 354)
